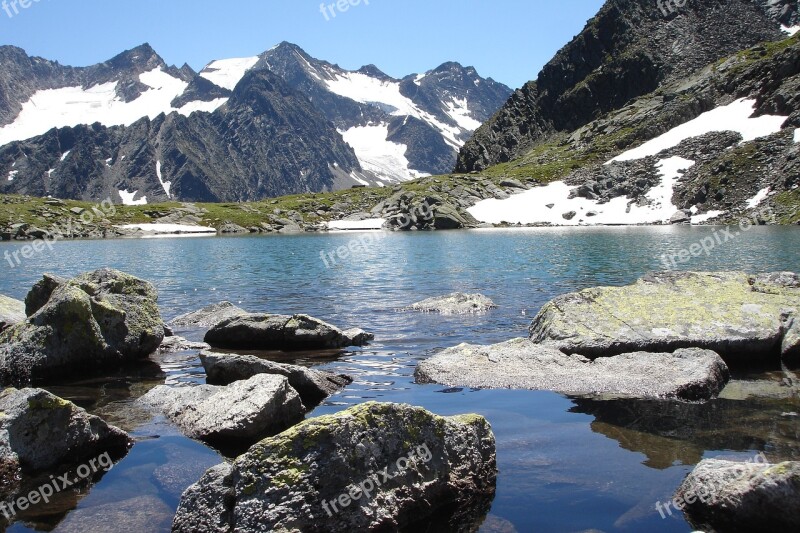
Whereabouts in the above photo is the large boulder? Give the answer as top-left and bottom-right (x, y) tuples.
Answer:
(0, 295), (25, 333)
(0, 269), (165, 384)
(0, 387), (132, 498)
(415, 339), (729, 401)
(139, 375), (305, 447)
(167, 301), (248, 329)
(173, 402), (496, 533)
(408, 292), (498, 314)
(200, 351), (351, 406)
(204, 313), (373, 351)
(530, 271), (800, 367)
(676, 459), (800, 531)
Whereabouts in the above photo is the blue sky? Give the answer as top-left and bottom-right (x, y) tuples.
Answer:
(0, 0), (605, 89)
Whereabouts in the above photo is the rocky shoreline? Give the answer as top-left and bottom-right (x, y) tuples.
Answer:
(1, 270), (799, 531)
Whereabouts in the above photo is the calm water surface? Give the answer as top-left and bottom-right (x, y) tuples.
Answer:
(1, 226), (799, 532)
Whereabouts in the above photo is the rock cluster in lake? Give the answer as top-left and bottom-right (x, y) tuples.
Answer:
(172, 402), (497, 533)
(0, 268), (497, 531)
(417, 271), (799, 400)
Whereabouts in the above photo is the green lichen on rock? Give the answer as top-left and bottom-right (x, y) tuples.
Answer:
(530, 271), (799, 366)
(174, 402), (497, 532)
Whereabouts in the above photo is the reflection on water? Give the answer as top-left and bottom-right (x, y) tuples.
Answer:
(1, 227), (799, 532)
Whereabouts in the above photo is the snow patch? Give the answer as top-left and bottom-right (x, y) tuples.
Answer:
(326, 219), (386, 231)
(795, 128), (800, 143)
(691, 211), (725, 224)
(609, 99), (788, 163)
(118, 189), (147, 206)
(60, 151), (71, 162)
(745, 187), (770, 209)
(324, 71), (467, 149)
(340, 124), (430, 182)
(445, 97), (482, 130)
(156, 161), (172, 199)
(177, 98), (230, 116)
(7, 170), (18, 182)
(199, 56), (260, 90)
(116, 223), (216, 235)
(467, 156), (695, 226)
(781, 25), (799, 36)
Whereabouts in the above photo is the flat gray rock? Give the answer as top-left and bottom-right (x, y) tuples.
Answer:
(408, 292), (498, 314)
(200, 351), (351, 406)
(173, 402), (496, 533)
(415, 338), (729, 400)
(529, 271), (800, 366)
(205, 313), (373, 351)
(677, 459), (800, 531)
(168, 301), (248, 328)
(139, 374), (304, 447)
(0, 387), (131, 498)
(0, 295), (24, 332)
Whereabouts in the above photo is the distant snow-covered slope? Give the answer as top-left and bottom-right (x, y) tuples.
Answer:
(0, 68), (226, 147)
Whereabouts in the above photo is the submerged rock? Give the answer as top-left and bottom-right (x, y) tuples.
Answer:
(158, 336), (210, 354)
(167, 301), (248, 329)
(204, 313), (373, 351)
(408, 292), (498, 314)
(200, 351), (351, 406)
(677, 458), (800, 531)
(530, 271), (800, 367)
(0, 295), (24, 332)
(415, 339), (729, 401)
(0, 387), (132, 498)
(173, 402), (496, 533)
(0, 269), (165, 384)
(139, 375), (304, 447)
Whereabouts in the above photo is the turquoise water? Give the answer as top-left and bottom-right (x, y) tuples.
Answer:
(1, 226), (799, 532)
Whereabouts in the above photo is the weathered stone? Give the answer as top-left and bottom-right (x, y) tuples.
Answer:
(167, 301), (248, 328)
(200, 351), (351, 406)
(670, 210), (691, 224)
(139, 375), (304, 446)
(0, 269), (165, 384)
(530, 271), (800, 367)
(173, 402), (496, 533)
(416, 339), (729, 400)
(408, 292), (498, 314)
(205, 313), (372, 351)
(0, 387), (132, 498)
(677, 459), (800, 531)
(0, 295), (24, 333)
